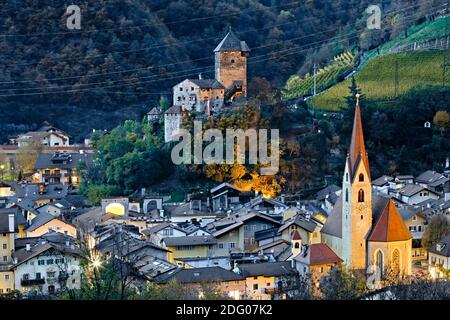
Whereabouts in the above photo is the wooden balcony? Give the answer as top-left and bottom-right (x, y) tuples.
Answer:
(21, 278), (45, 286)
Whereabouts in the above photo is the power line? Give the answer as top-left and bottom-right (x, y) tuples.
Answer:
(0, 4), (445, 97)
(0, 6), (431, 88)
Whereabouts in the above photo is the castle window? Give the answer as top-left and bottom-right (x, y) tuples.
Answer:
(359, 173), (364, 182)
(358, 189), (364, 202)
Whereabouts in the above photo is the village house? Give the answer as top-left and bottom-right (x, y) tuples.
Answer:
(235, 261), (299, 300)
(142, 222), (187, 246)
(291, 235), (342, 296)
(154, 266), (246, 300)
(0, 209), (16, 294)
(33, 151), (93, 186)
(12, 240), (82, 295)
(25, 212), (77, 238)
(428, 234), (450, 279)
(16, 125), (71, 147)
(415, 170), (450, 194)
(397, 207), (427, 260)
(163, 235), (218, 266)
(391, 184), (440, 205)
(207, 210), (282, 252)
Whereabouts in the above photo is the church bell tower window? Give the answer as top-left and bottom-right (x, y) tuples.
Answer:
(358, 189), (364, 202)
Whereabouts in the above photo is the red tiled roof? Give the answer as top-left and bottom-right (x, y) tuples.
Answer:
(310, 243), (342, 266)
(291, 230), (301, 240)
(368, 198), (412, 242)
(349, 102), (370, 180)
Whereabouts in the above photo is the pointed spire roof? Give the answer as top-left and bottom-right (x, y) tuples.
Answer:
(214, 28), (250, 52)
(368, 198), (412, 242)
(349, 94), (370, 180)
(291, 230), (302, 240)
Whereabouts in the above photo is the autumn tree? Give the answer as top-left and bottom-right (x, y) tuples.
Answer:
(15, 141), (43, 174)
(433, 110), (450, 135)
(422, 215), (450, 249)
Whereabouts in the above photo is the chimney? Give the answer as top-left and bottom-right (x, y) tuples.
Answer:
(198, 73), (202, 80)
(8, 214), (14, 233)
(25, 243), (31, 252)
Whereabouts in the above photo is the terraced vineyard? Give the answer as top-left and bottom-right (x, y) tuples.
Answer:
(310, 50), (450, 111)
(282, 51), (356, 99)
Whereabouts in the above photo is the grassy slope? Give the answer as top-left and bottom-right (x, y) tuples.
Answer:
(310, 17), (449, 111)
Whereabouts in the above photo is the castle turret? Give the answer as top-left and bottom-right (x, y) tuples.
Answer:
(214, 28), (250, 98)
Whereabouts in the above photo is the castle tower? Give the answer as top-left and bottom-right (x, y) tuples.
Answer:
(214, 28), (250, 97)
(341, 95), (372, 271)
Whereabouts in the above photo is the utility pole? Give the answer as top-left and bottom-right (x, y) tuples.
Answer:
(313, 63), (317, 96)
(394, 59), (399, 97)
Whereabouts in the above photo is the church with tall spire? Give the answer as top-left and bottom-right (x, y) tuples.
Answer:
(321, 95), (412, 276)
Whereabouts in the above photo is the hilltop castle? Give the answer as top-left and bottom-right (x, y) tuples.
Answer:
(150, 28), (250, 143)
(321, 96), (412, 276)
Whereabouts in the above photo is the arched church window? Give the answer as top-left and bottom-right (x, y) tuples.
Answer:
(392, 249), (400, 274)
(358, 189), (364, 202)
(359, 173), (364, 182)
(345, 189), (348, 202)
(376, 250), (384, 276)
(295, 242), (300, 249)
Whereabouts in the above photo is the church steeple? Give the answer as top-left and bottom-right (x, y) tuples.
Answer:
(349, 94), (370, 181)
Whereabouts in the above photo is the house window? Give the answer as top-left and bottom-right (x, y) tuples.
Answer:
(23, 274), (29, 280)
(35, 273), (41, 280)
(358, 189), (364, 202)
(218, 243), (224, 249)
(2, 256), (6, 262)
(229, 242), (236, 249)
(418, 226), (423, 232)
(4, 274), (9, 281)
(38, 260), (45, 266)
(47, 259), (54, 265)
(359, 173), (364, 182)
(2, 244), (6, 249)
(412, 215), (417, 221)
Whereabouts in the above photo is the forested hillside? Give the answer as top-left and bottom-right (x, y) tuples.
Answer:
(0, 0), (443, 141)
